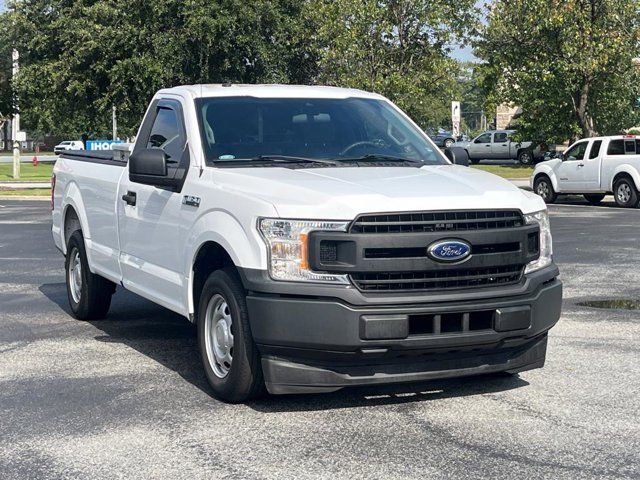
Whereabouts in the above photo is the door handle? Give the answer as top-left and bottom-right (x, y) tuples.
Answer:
(577, 163), (585, 168)
(122, 191), (137, 206)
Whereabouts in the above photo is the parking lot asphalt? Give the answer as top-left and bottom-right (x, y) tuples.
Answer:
(0, 199), (638, 480)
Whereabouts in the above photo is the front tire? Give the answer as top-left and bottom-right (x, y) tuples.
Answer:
(613, 177), (639, 208)
(583, 193), (605, 205)
(534, 175), (557, 204)
(65, 230), (115, 320)
(197, 268), (264, 402)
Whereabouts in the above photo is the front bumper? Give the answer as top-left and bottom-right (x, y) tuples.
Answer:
(241, 267), (562, 394)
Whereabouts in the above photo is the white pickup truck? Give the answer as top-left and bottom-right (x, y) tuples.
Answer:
(532, 135), (640, 207)
(51, 84), (562, 402)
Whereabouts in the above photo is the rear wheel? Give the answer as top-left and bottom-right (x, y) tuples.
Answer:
(613, 177), (639, 208)
(583, 194), (605, 205)
(65, 231), (115, 320)
(534, 176), (557, 204)
(518, 149), (534, 165)
(197, 268), (264, 402)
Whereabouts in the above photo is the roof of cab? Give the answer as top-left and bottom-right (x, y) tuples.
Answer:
(157, 84), (387, 100)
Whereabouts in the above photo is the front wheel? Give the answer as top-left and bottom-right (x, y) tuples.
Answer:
(65, 230), (115, 320)
(197, 268), (264, 402)
(583, 194), (605, 205)
(613, 177), (639, 208)
(518, 149), (534, 165)
(534, 176), (557, 204)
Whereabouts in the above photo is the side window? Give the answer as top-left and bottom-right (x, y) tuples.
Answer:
(147, 107), (185, 160)
(607, 139), (625, 155)
(624, 140), (636, 154)
(564, 141), (587, 161)
(475, 133), (492, 143)
(589, 140), (601, 159)
(493, 132), (508, 143)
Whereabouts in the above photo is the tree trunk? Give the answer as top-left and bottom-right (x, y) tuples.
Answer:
(573, 80), (597, 137)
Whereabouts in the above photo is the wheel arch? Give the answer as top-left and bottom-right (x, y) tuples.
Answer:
(611, 166), (640, 192)
(190, 241), (238, 324)
(532, 166), (559, 192)
(60, 182), (91, 255)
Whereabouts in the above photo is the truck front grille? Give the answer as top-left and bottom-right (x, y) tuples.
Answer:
(350, 210), (524, 234)
(350, 265), (524, 292)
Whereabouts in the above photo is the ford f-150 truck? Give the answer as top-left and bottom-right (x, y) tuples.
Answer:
(51, 84), (562, 402)
(532, 135), (640, 207)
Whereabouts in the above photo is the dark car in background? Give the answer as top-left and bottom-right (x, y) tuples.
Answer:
(427, 129), (468, 148)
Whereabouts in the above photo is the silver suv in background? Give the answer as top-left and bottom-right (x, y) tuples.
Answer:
(454, 130), (545, 165)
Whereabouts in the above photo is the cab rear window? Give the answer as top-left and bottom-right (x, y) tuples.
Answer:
(607, 139), (640, 155)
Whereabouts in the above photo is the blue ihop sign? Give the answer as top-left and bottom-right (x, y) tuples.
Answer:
(86, 140), (124, 151)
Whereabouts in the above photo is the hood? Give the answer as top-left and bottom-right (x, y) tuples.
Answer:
(214, 164), (546, 219)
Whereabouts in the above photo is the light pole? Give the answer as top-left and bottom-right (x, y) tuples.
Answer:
(11, 48), (20, 180)
(112, 105), (117, 141)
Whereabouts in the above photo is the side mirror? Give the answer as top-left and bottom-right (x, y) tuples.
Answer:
(129, 148), (177, 189)
(444, 146), (470, 167)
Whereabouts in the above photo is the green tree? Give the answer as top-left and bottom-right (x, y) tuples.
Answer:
(476, 0), (640, 142)
(3, 0), (318, 137)
(306, 0), (479, 129)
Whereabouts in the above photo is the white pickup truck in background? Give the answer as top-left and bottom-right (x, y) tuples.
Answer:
(531, 135), (640, 207)
(51, 84), (562, 402)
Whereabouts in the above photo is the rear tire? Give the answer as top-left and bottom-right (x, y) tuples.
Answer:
(583, 194), (605, 205)
(534, 175), (557, 204)
(518, 149), (534, 165)
(65, 230), (115, 320)
(613, 177), (639, 208)
(197, 267), (264, 403)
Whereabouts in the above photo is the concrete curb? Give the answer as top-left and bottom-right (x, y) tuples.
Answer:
(0, 196), (49, 200)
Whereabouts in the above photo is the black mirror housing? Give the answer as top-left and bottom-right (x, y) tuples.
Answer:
(129, 148), (179, 189)
(444, 146), (470, 167)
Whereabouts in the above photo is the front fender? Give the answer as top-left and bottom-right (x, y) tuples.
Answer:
(183, 209), (267, 315)
(610, 165), (640, 191)
(531, 164), (559, 192)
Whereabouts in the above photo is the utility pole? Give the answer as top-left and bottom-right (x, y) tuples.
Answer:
(12, 49), (20, 180)
(112, 105), (117, 141)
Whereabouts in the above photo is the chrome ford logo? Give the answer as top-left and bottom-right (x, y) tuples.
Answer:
(428, 240), (471, 263)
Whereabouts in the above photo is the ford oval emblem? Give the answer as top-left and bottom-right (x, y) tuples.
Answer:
(427, 240), (471, 263)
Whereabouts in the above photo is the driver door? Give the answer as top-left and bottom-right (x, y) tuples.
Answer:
(468, 132), (493, 159)
(117, 98), (195, 315)
(556, 141), (588, 192)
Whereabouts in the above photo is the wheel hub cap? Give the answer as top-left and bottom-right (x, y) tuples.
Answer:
(204, 294), (234, 378)
(68, 249), (82, 303)
(618, 184), (631, 203)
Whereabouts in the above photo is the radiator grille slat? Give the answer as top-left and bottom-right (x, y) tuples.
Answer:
(350, 210), (524, 234)
(351, 265), (524, 292)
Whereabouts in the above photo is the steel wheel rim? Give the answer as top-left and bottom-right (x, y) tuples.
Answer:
(537, 181), (549, 199)
(521, 153), (531, 164)
(68, 248), (82, 303)
(204, 294), (234, 378)
(617, 183), (631, 203)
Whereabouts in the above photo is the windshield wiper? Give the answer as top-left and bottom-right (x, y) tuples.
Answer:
(336, 154), (422, 164)
(247, 155), (338, 166)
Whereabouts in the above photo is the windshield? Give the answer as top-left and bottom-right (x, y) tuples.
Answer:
(195, 97), (447, 166)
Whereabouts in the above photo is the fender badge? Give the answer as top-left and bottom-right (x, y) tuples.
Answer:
(183, 195), (201, 208)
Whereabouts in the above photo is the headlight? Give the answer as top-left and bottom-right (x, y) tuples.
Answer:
(524, 210), (553, 273)
(258, 218), (350, 283)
